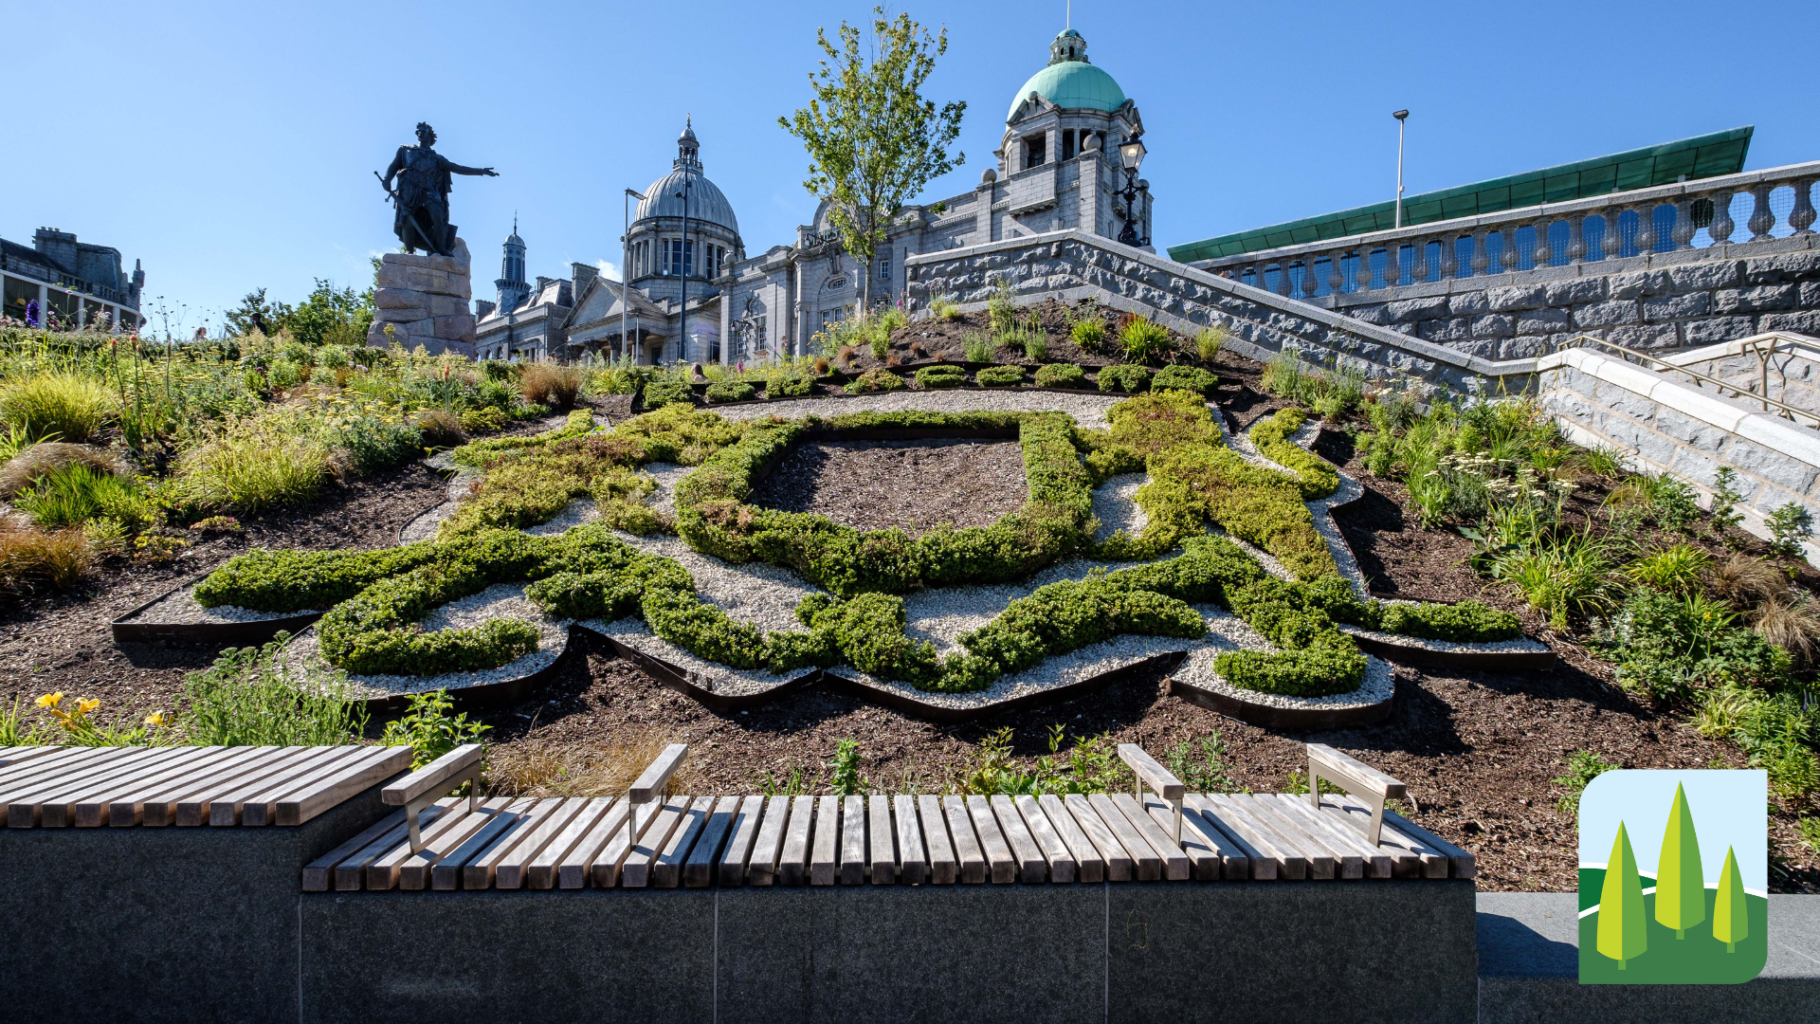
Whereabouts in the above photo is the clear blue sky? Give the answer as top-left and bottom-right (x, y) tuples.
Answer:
(5, 0), (1816, 335)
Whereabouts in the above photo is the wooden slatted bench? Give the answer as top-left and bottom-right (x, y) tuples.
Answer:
(304, 742), (1472, 891)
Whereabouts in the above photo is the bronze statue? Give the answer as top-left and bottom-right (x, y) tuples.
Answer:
(379, 122), (497, 257)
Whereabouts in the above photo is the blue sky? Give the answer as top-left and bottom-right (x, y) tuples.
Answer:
(5, 0), (1817, 335)
(1578, 770), (1767, 893)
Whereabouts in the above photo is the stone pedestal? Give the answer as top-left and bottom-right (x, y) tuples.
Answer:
(367, 237), (477, 357)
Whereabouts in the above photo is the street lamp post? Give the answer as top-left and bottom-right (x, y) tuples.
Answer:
(1115, 133), (1149, 247)
(622, 188), (644, 365)
(1393, 109), (1410, 229)
(675, 176), (693, 367)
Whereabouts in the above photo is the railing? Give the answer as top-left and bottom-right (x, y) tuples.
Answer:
(1557, 331), (1820, 429)
(1195, 161), (1820, 301)
(0, 252), (129, 305)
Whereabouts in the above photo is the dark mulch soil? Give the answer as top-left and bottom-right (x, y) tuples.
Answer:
(748, 439), (1028, 536)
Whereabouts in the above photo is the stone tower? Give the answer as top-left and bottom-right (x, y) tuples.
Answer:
(496, 219), (529, 312)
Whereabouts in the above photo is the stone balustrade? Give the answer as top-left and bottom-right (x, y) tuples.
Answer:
(1191, 160), (1820, 307)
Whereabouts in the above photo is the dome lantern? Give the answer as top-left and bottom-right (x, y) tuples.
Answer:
(1007, 29), (1127, 124)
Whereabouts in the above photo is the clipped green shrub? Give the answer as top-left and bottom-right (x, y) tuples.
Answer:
(914, 365), (966, 389)
(1033, 363), (1086, 389)
(976, 365), (1026, 388)
(1151, 364), (1219, 397)
(641, 378), (694, 409)
(844, 368), (907, 394)
(764, 372), (814, 398)
(1249, 408), (1338, 499)
(1376, 600), (1523, 642)
(705, 381), (757, 403)
(1097, 364), (1151, 393)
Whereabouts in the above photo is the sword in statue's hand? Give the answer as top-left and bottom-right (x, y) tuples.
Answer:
(373, 170), (399, 202)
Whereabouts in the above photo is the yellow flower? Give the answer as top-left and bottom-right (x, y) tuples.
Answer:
(35, 691), (63, 709)
(75, 697), (101, 716)
(143, 711), (167, 728)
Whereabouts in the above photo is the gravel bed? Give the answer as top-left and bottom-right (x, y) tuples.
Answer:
(642, 463), (692, 520)
(748, 438), (1027, 536)
(400, 501), (455, 543)
(1174, 645), (1396, 711)
(1341, 614), (1553, 655)
(1091, 473), (1148, 544)
(523, 498), (602, 537)
(714, 390), (1125, 429)
(614, 531), (824, 634)
(122, 584), (317, 624)
(577, 617), (820, 696)
(282, 583), (567, 699)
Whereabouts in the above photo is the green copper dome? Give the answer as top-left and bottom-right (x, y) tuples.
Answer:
(1006, 29), (1126, 123)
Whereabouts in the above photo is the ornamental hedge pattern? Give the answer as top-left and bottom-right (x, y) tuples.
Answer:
(194, 390), (1520, 697)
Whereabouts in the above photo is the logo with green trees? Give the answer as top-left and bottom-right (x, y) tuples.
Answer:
(1577, 770), (1768, 984)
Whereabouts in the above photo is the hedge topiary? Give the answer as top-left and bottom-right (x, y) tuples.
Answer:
(975, 364), (1026, 388)
(1248, 407), (1338, 499)
(844, 368), (907, 394)
(1097, 364), (1151, 393)
(704, 380), (757, 403)
(764, 373), (814, 398)
(1375, 600), (1522, 642)
(640, 378), (694, 409)
(914, 364), (966, 389)
(1151, 364), (1219, 397)
(1033, 362), (1086, 389)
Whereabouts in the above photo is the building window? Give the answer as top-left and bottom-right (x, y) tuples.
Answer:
(1061, 130), (1077, 160)
(665, 239), (694, 277)
(877, 250), (891, 282)
(1024, 134), (1046, 169)
(45, 288), (79, 326)
(4, 275), (37, 320)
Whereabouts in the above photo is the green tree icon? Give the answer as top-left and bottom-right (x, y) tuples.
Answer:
(1597, 821), (1648, 969)
(1714, 846), (1749, 953)
(1654, 782), (1706, 939)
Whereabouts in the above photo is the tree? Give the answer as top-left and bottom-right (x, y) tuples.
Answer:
(1713, 845), (1749, 953)
(1654, 782), (1706, 939)
(780, 6), (965, 311)
(1596, 821), (1648, 970)
(223, 288), (292, 338)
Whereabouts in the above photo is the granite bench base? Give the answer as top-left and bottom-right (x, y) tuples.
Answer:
(1477, 892), (1820, 1024)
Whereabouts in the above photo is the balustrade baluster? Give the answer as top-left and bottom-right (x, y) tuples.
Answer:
(1440, 235), (1460, 279)
(1634, 206), (1658, 254)
(1382, 241), (1401, 287)
(1274, 262), (1293, 297)
(1301, 258), (1321, 300)
(1602, 209), (1625, 260)
(1790, 180), (1817, 236)
(1358, 247), (1377, 291)
(1707, 193), (1734, 246)
(1469, 231), (1491, 276)
(1566, 216), (1587, 264)
(1748, 185), (1775, 240)
(1671, 200), (1695, 250)
(1327, 250), (1345, 294)
(1412, 240), (1431, 283)
(1532, 220), (1554, 269)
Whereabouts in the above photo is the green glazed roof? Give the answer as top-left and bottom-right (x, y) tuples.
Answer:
(1008, 60), (1126, 123)
(1167, 126), (1754, 263)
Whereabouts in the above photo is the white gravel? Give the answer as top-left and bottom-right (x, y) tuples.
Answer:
(1341, 614), (1552, 656)
(640, 463), (693, 520)
(1174, 644), (1396, 711)
(124, 583), (317, 624)
(577, 617), (820, 696)
(523, 498), (601, 537)
(714, 390), (1125, 429)
(400, 501), (455, 543)
(283, 583), (568, 699)
(1091, 473), (1149, 544)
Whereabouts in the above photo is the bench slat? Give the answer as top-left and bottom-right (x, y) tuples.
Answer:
(867, 794), (895, 885)
(1013, 795), (1075, 884)
(989, 795), (1048, 883)
(777, 795), (816, 887)
(893, 794), (927, 885)
(245, 745), (403, 826)
(713, 795), (764, 888)
(0, 746), (100, 789)
(1109, 793), (1190, 881)
(0, 746), (123, 807)
(809, 795), (840, 886)
(565, 799), (636, 889)
(272, 745), (413, 826)
(590, 798), (667, 889)
(966, 795), (1017, 884)
(917, 795), (958, 885)
(302, 808), (412, 891)
(86, 746), (247, 827)
(1140, 794), (1228, 881)
(941, 796), (986, 884)
(402, 798), (524, 890)
(1116, 743), (1186, 800)
(434, 798), (536, 890)
(1087, 793), (1161, 881)
(1181, 794), (1272, 880)
(39, 747), (206, 827)
(622, 796), (690, 888)
(0, 746), (60, 771)
(380, 743), (483, 806)
(1380, 805), (1474, 879)
(744, 795), (791, 887)
(1320, 800), (1449, 878)
(5, 747), (172, 827)
(1270, 794), (1392, 879)
(1197, 794), (1304, 880)
(368, 799), (491, 890)
(627, 743), (687, 804)
(202, 746), (362, 826)
(1242, 794), (1347, 879)
(653, 796), (717, 889)
(838, 795), (867, 885)
(136, 747), (293, 826)
(1062, 794), (1131, 881)
(686, 796), (742, 889)
(523, 798), (613, 889)
(460, 797), (570, 890)
(496, 798), (590, 889)
(336, 801), (456, 890)
(1037, 794), (1102, 883)
(1307, 743), (1407, 799)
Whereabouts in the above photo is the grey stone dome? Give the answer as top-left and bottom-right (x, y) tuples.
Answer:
(633, 119), (739, 235)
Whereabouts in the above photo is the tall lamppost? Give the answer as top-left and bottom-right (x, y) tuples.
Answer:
(1116, 133), (1149, 247)
(675, 176), (693, 367)
(622, 188), (644, 365)
(1392, 109), (1410, 229)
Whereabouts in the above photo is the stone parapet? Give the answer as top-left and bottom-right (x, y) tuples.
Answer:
(366, 237), (477, 357)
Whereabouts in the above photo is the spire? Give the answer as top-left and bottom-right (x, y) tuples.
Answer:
(676, 117), (701, 170)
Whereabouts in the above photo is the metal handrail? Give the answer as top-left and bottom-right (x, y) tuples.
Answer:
(1557, 333), (1820, 429)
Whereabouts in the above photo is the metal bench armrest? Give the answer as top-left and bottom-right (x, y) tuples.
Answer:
(1117, 743), (1185, 843)
(381, 744), (483, 852)
(1307, 743), (1408, 847)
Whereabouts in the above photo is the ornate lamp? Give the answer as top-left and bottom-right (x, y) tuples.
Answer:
(1116, 133), (1149, 247)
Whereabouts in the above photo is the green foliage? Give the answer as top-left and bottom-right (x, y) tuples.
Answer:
(1583, 445), (1626, 480)
(1797, 816), (1820, 853)
(1248, 408), (1338, 499)
(641, 377), (695, 409)
(778, 6), (966, 309)
(15, 463), (145, 530)
(1022, 328), (1048, 363)
(179, 636), (368, 745)
(959, 726), (1131, 797)
(763, 370), (814, 398)
(975, 364), (1025, 388)
(226, 279), (374, 347)
(1626, 543), (1713, 596)
(1070, 318), (1106, 352)
(1194, 326), (1227, 364)
(829, 739), (868, 796)
(1696, 685), (1820, 799)
(927, 295), (961, 320)
(1151, 364), (1219, 397)
(381, 689), (491, 770)
(987, 281), (1019, 336)
(844, 367), (907, 394)
(0, 371), (116, 443)
(914, 364), (966, 389)
(1768, 502), (1812, 559)
(1118, 316), (1173, 363)
(1595, 590), (1790, 699)
(1553, 749), (1620, 813)
(1479, 526), (1619, 630)
(174, 418), (334, 515)
(1096, 364), (1151, 393)
(704, 380), (757, 403)
(1167, 733), (1237, 793)
(963, 331), (992, 364)
(1033, 362), (1086, 389)
(1376, 600), (1522, 642)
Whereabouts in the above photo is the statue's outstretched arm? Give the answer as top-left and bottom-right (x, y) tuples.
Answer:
(449, 161), (499, 177)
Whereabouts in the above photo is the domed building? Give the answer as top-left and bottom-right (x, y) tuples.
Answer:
(480, 27), (1152, 365)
